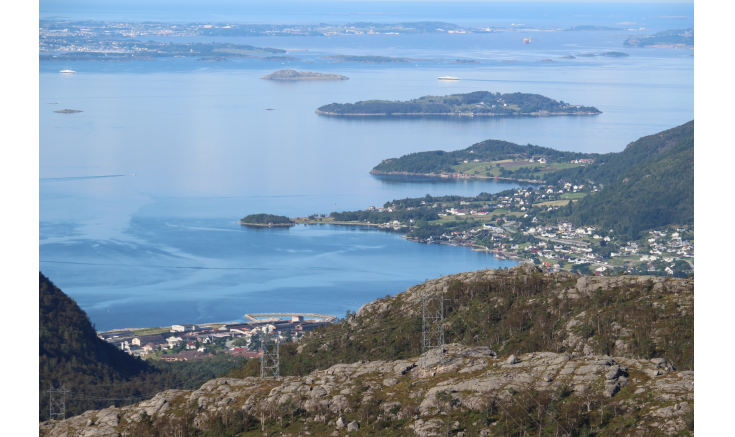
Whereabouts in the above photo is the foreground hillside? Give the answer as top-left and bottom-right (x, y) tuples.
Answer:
(41, 266), (694, 436)
(39, 273), (243, 421)
(40, 347), (693, 437)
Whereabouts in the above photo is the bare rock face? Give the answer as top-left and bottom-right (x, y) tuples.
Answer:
(335, 416), (347, 428)
(40, 268), (695, 437)
(40, 344), (694, 437)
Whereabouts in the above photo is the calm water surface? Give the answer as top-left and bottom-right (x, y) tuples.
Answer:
(39, 5), (693, 330)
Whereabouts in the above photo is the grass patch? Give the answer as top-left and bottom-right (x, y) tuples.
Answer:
(560, 192), (588, 200)
(535, 200), (571, 207)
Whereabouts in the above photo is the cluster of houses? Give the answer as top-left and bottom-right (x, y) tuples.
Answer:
(97, 316), (332, 361)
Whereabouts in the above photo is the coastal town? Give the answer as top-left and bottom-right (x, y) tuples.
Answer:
(299, 181), (694, 278)
(98, 315), (334, 361)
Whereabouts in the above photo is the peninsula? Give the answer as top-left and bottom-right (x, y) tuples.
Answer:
(261, 69), (349, 80)
(316, 91), (601, 116)
(370, 138), (599, 181)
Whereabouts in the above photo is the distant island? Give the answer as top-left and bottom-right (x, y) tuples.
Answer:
(316, 91), (601, 116)
(196, 57), (229, 62)
(600, 52), (630, 58)
(261, 56), (301, 61)
(54, 109), (82, 113)
(624, 28), (694, 49)
(321, 55), (432, 64)
(240, 214), (294, 226)
(575, 52), (629, 58)
(261, 69), (349, 80)
(562, 25), (620, 31)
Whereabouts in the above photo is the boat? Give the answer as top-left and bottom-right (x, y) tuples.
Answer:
(438, 76), (460, 80)
(60, 69), (76, 74)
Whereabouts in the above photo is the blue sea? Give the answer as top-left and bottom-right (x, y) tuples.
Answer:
(39, 2), (694, 331)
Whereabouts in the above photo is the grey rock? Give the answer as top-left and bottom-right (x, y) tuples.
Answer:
(335, 417), (347, 429)
(506, 355), (520, 365)
(347, 420), (359, 431)
(605, 366), (624, 380)
(383, 378), (399, 387)
(604, 383), (620, 398)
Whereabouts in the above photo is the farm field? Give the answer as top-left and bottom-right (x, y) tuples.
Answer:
(451, 160), (586, 178)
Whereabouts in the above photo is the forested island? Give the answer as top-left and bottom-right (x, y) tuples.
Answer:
(316, 91), (601, 116)
(239, 214), (295, 226)
(261, 69), (349, 80)
(625, 28), (694, 49)
(53, 109), (82, 113)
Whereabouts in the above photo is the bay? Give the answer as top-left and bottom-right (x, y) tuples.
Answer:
(39, 10), (693, 331)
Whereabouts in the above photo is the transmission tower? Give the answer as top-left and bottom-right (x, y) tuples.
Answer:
(421, 286), (445, 369)
(47, 384), (68, 421)
(260, 333), (280, 378)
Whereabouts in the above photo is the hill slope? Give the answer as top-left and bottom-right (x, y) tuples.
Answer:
(39, 273), (243, 421)
(372, 139), (599, 174)
(546, 121), (694, 238)
(42, 266), (694, 437)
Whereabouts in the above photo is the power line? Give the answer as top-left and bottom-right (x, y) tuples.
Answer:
(260, 333), (279, 379)
(421, 284), (445, 369)
(47, 384), (68, 421)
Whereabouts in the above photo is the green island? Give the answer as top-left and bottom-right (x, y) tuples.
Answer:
(54, 109), (82, 113)
(316, 91), (600, 116)
(261, 69), (349, 80)
(371, 139), (600, 182)
(625, 28), (694, 49)
(239, 213), (295, 226)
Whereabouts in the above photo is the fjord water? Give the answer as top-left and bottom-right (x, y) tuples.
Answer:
(39, 5), (693, 330)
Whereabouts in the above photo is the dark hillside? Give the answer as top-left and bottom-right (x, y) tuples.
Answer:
(544, 120), (693, 186)
(39, 273), (243, 421)
(544, 121), (694, 238)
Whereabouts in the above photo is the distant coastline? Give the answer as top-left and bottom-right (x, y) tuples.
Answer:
(369, 169), (543, 184)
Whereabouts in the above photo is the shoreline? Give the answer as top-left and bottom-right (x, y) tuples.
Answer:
(315, 109), (601, 116)
(368, 169), (543, 184)
(239, 222), (294, 227)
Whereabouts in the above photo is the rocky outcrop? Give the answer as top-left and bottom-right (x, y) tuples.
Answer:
(40, 345), (693, 437)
